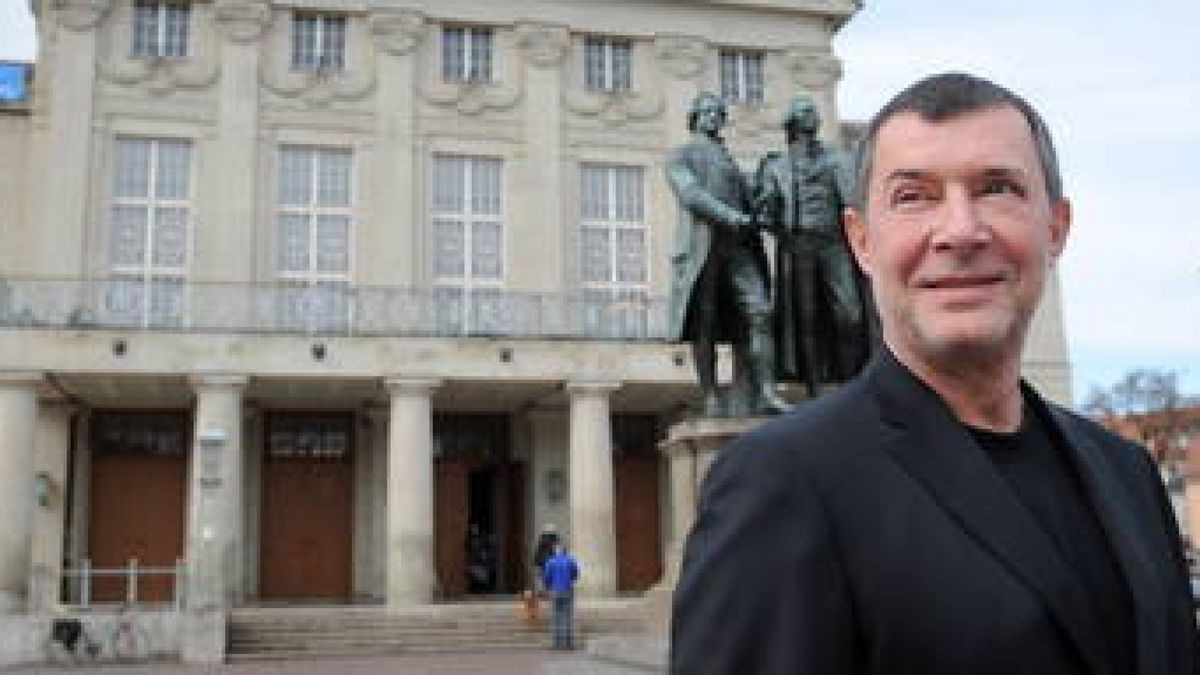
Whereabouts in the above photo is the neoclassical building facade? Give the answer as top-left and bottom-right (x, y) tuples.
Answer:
(0, 0), (1072, 615)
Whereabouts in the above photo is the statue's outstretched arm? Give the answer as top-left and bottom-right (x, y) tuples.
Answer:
(665, 161), (751, 232)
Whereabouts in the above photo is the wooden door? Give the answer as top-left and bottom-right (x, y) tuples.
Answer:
(615, 454), (662, 591)
(259, 414), (353, 601)
(88, 412), (188, 603)
(435, 459), (469, 597)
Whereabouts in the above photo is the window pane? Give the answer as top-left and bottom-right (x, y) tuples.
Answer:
(278, 147), (312, 206)
(616, 229), (645, 283)
(584, 38), (604, 90)
(471, 221), (502, 279)
(433, 219), (465, 277)
(277, 213), (310, 272)
(746, 53), (764, 103)
(442, 27), (464, 82)
(293, 14), (317, 70)
(580, 165), (607, 220)
(315, 214), (349, 272)
(470, 28), (492, 82)
(148, 276), (185, 327)
(152, 206), (188, 267)
(114, 139), (152, 198)
(431, 155), (465, 213)
(580, 227), (610, 283)
(131, 0), (158, 57)
(471, 157), (502, 215)
(324, 16), (346, 70)
(316, 149), (351, 207)
(720, 52), (738, 102)
(163, 3), (189, 57)
(614, 166), (643, 220)
(111, 205), (148, 266)
(612, 41), (631, 91)
(155, 140), (191, 199)
(104, 277), (146, 325)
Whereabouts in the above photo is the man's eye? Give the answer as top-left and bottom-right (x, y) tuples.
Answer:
(891, 187), (929, 205)
(980, 178), (1024, 197)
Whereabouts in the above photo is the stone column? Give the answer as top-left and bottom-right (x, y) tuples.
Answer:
(186, 375), (247, 609)
(28, 401), (76, 612)
(384, 377), (441, 606)
(0, 373), (42, 613)
(567, 380), (620, 597)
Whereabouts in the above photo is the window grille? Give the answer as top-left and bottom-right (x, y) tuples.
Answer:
(131, 0), (190, 58)
(292, 13), (347, 72)
(719, 50), (765, 104)
(107, 138), (192, 328)
(430, 154), (505, 333)
(584, 36), (632, 92)
(442, 26), (493, 83)
(275, 146), (353, 331)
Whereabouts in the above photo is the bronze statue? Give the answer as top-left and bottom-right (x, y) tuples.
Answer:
(754, 94), (871, 396)
(665, 92), (790, 417)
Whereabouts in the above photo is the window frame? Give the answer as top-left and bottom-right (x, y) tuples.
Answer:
(291, 12), (348, 72)
(131, 0), (191, 59)
(583, 36), (632, 92)
(441, 25), (494, 84)
(719, 49), (765, 105)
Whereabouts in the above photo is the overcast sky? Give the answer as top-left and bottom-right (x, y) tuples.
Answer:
(1, 1), (1197, 403)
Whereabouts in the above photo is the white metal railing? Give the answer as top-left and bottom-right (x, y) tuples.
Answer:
(0, 277), (669, 340)
(60, 558), (187, 610)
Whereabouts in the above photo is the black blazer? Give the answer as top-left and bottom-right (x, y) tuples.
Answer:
(672, 350), (1196, 674)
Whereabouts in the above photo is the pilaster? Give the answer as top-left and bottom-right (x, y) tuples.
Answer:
(28, 401), (77, 612)
(0, 372), (44, 613)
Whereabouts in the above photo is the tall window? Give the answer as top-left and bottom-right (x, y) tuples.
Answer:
(719, 50), (765, 105)
(442, 26), (493, 84)
(430, 155), (504, 333)
(292, 13), (347, 72)
(131, 0), (190, 58)
(584, 36), (631, 92)
(107, 138), (192, 327)
(580, 163), (647, 337)
(276, 146), (353, 331)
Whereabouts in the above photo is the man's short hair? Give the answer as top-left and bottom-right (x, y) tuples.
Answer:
(851, 72), (1063, 208)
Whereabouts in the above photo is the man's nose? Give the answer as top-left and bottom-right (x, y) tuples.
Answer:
(931, 187), (990, 250)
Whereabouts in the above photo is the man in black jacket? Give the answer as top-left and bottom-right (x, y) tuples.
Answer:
(671, 73), (1197, 674)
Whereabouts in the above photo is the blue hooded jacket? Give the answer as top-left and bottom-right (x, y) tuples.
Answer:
(542, 550), (579, 593)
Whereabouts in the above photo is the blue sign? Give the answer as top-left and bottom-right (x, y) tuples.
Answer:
(0, 64), (29, 103)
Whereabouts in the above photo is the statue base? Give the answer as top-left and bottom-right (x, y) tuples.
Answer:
(645, 414), (773, 635)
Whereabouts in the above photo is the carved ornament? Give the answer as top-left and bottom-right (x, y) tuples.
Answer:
(565, 89), (663, 127)
(99, 56), (220, 96)
(515, 22), (569, 69)
(370, 8), (426, 56)
(785, 47), (842, 88)
(54, 0), (111, 32)
(423, 79), (522, 116)
(654, 35), (708, 81)
(214, 0), (271, 44)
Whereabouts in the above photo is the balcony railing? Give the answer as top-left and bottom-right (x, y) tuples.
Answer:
(0, 277), (670, 340)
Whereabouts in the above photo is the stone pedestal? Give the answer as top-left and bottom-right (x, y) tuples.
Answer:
(645, 415), (770, 633)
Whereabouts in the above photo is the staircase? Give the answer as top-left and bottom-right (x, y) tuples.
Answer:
(226, 598), (649, 661)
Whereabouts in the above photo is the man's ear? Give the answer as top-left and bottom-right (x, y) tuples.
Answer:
(843, 207), (872, 275)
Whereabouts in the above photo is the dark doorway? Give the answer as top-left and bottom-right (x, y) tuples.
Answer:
(433, 414), (525, 597)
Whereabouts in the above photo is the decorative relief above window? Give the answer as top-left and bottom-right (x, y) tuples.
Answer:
(654, 34), (707, 81)
(422, 24), (520, 116)
(260, 10), (375, 108)
(99, 0), (216, 94)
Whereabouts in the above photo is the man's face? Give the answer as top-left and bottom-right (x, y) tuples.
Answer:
(694, 98), (725, 136)
(844, 106), (1070, 369)
(789, 100), (820, 134)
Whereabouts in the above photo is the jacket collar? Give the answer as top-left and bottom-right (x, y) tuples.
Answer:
(862, 349), (1113, 675)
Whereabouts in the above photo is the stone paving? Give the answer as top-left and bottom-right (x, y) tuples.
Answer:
(6, 648), (663, 674)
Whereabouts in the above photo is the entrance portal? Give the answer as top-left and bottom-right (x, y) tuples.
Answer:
(259, 413), (353, 601)
(433, 414), (525, 597)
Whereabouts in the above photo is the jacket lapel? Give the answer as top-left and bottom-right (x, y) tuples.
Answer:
(865, 352), (1109, 675)
(1046, 404), (1168, 675)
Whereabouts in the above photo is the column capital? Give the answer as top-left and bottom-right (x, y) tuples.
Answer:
(55, 0), (112, 32)
(516, 21), (570, 69)
(371, 8), (426, 56)
(565, 379), (622, 396)
(784, 47), (843, 88)
(0, 371), (45, 389)
(654, 34), (709, 81)
(384, 377), (442, 395)
(188, 374), (250, 391)
(214, 0), (271, 44)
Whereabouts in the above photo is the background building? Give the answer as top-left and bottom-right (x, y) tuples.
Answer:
(0, 0), (1071, 618)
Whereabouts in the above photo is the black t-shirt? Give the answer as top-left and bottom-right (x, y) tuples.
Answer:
(968, 407), (1135, 673)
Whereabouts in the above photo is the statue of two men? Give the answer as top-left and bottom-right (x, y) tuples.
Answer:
(666, 92), (871, 416)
